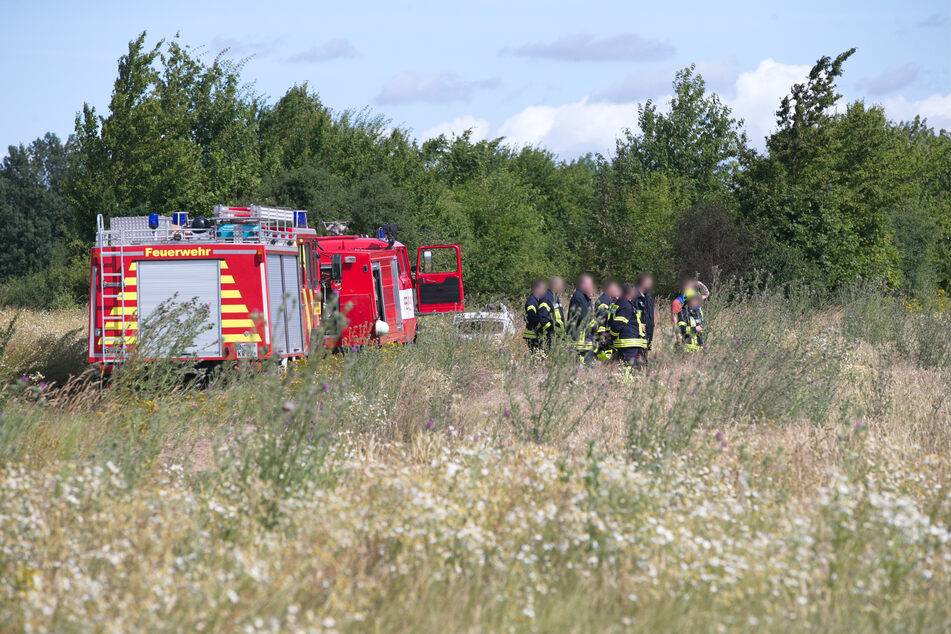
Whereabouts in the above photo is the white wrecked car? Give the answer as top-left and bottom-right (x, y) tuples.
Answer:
(452, 302), (517, 340)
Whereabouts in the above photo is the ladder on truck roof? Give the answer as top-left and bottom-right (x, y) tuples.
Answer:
(96, 214), (130, 362)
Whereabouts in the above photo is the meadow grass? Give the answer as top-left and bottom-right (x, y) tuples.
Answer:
(0, 282), (949, 632)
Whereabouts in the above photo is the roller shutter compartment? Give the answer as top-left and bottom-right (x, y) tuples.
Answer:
(137, 260), (221, 357)
(281, 255), (304, 353)
(266, 254), (305, 355)
(389, 258), (402, 331)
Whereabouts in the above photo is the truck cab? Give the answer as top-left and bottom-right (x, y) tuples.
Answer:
(307, 234), (463, 348)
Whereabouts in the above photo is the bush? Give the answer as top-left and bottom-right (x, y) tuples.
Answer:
(671, 202), (750, 282)
(0, 244), (88, 309)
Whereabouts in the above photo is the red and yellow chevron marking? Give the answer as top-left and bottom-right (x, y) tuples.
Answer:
(99, 260), (138, 347)
(219, 259), (262, 344)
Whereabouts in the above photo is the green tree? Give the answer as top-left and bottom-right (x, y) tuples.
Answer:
(7, 31), (948, 311)
(66, 32), (262, 236)
(590, 66), (745, 292)
(591, 167), (687, 288)
(891, 118), (951, 293)
(441, 170), (549, 295)
(258, 86), (426, 247)
(738, 50), (918, 289)
(510, 147), (596, 281)
(260, 85), (420, 187)
(671, 202), (751, 282)
(614, 65), (747, 202)
(769, 49), (856, 163)
(0, 135), (72, 279)
(419, 130), (512, 186)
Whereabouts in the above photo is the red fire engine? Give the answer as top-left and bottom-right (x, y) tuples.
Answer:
(87, 205), (464, 365)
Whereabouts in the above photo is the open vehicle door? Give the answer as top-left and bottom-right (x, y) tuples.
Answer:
(415, 245), (464, 314)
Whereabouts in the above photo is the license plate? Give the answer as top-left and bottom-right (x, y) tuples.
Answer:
(234, 343), (257, 358)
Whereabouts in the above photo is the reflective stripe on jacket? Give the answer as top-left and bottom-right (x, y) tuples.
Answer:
(567, 289), (595, 351)
(542, 290), (565, 336)
(609, 297), (648, 349)
(523, 294), (543, 339)
(677, 306), (704, 352)
(595, 293), (613, 334)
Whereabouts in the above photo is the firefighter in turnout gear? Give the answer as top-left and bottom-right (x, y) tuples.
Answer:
(676, 289), (705, 352)
(595, 280), (621, 360)
(671, 278), (709, 341)
(610, 283), (649, 369)
(633, 272), (655, 355)
(523, 280), (550, 352)
(542, 276), (566, 346)
(567, 274), (597, 363)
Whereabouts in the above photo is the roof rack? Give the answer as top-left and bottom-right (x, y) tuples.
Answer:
(95, 204), (312, 248)
(214, 205), (308, 225)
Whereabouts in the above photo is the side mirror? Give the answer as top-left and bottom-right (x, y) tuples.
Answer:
(422, 250), (433, 273)
(331, 254), (342, 283)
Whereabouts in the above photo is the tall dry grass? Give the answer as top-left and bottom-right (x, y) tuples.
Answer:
(0, 281), (949, 632)
(0, 306), (88, 386)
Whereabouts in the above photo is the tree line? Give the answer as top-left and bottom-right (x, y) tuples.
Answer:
(1, 35), (948, 308)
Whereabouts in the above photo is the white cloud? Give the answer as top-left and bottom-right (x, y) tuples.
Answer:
(595, 58), (739, 103)
(376, 72), (500, 105)
(483, 58), (809, 157)
(419, 58), (949, 160)
(285, 39), (358, 63)
(727, 59), (811, 145)
(879, 93), (951, 131)
(507, 33), (674, 62)
(593, 69), (674, 103)
(915, 13), (949, 28)
(211, 36), (276, 57)
(494, 58), (799, 157)
(858, 64), (919, 96)
(421, 116), (492, 142)
(726, 59), (951, 142)
(497, 98), (635, 157)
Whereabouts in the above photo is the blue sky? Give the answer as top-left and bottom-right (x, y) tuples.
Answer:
(1, 0), (948, 158)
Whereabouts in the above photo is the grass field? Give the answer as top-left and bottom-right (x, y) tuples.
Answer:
(0, 283), (949, 632)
